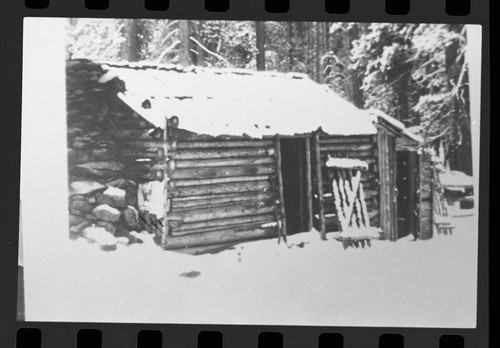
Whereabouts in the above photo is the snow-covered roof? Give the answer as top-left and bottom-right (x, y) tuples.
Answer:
(368, 109), (424, 144)
(100, 62), (378, 138)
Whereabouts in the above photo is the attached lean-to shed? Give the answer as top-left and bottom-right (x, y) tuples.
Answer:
(66, 59), (429, 250)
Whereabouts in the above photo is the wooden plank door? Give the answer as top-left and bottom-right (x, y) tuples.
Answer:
(378, 130), (398, 241)
(396, 150), (419, 239)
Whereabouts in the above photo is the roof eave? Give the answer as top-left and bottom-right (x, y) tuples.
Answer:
(369, 109), (424, 145)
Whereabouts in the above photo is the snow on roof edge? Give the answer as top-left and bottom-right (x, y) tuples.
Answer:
(368, 109), (424, 144)
(100, 60), (310, 80)
(110, 64), (379, 138)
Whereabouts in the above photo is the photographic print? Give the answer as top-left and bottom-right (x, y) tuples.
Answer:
(19, 18), (482, 327)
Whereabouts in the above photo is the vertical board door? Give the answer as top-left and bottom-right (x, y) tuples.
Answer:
(396, 150), (419, 239)
(378, 130), (398, 241)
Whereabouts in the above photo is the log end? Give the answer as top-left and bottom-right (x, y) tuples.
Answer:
(167, 159), (176, 172)
(167, 140), (178, 151)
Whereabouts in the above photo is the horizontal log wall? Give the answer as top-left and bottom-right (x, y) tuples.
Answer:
(165, 139), (280, 247)
(168, 180), (272, 198)
(316, 134), (380, 232)
(170, 213), (276, 234)
(168, 164), (276, 179)
(164, 226), (277, 249)
(170, 191), (274, 210)
(171, 147), (276, 159)
(170, 201), (274, 223)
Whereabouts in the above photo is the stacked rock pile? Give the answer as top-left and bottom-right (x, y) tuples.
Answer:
(66, 59), (163, 251)
(69, 179), (157, 251)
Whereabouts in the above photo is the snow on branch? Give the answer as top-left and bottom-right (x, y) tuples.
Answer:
(155, 40), (181, 64)
(189, 37), (231, 65)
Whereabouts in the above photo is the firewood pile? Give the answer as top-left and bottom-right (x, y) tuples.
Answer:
(66, 59), (164, 251)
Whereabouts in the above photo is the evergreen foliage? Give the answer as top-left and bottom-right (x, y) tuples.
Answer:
(66, 19), (472, 173)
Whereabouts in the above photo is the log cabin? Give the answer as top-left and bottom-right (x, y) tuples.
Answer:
(66, 59), (433, 250)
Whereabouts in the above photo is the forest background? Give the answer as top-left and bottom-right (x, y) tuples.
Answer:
(67, 19), (472, 174)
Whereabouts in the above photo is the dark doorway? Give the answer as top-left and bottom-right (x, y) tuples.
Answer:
(396, 150), (419, 239)
(280, 138), (311, 235)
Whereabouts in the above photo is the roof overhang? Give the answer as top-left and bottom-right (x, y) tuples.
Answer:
(368, 109), (424, 145)
(100, 62), (379, 138)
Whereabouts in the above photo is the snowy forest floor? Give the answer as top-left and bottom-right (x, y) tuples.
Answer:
(25, 214), (477, 328)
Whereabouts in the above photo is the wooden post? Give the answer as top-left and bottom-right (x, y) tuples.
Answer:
(314, 132), (326, 240)
(161, 117), (169, 250)
(377, 131), (385, 236)
(334, 170), (342, 232)
(298, 146), (304, 229)
(377, 129), (396, 241)
(270, 169), (282, 237)
(389, 136), (398, 241)
(407, 151), (417, 238)
(275, 135), (287, 243)
(305, 138), (313, 231)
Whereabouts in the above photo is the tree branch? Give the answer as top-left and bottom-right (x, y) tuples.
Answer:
(388, 70), (411, 86)
(189, 36), (231, 65)
(451, 60), (468, 97)
(413, 68), (446, 87)
(411, 52), (445, 75)
(100, 23), (125, 59)
(156, 28), (180, 55)
(155, 40), (181, 64)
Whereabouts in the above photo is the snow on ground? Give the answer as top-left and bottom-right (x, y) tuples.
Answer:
(24, 215), (477, 328)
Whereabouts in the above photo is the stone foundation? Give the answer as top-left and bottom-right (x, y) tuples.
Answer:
(66, 59), (164, 251)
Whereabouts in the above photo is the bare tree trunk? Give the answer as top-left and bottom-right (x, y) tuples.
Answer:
(349, 24), (364, 108)
(341, 25), (353, 101)
(444, 25), (472, 175)
(396, 73), (411, 123)
(306, 22), (311, 76)
(323, 22), (328, 54)
(351, 71), (364, 108)
(121, 19), (140, 62)
(179, 20), (191, 67)
(256, 21), (266, 71)
(194, 21), (206, 66)
(315, 22), (320, 82)
(287, 22), (294, 71)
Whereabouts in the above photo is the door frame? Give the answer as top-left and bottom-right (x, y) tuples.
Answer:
(278, 135), (313, 234)
(396, 150), (419, 239)
(377, 128), (398, 241)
